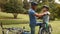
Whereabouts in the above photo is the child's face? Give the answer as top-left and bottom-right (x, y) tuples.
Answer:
(42, 8), (47, 12)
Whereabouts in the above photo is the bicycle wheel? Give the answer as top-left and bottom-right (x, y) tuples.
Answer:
(48, 24), (52, 34)
(39, 27), (52, 34)
(39, 27), (46, 34)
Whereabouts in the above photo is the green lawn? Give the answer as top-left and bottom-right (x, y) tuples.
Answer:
(0, 12), (29, 25)
(0, 12), (60, 34)
(0, 21), (60, 34)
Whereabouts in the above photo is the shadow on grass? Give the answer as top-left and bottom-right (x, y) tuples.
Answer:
(0, 22), (29, 25)
(0, 19), (29, 25)
(0, 16), (23, 19)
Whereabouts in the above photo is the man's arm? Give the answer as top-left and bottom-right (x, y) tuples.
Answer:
(35, 12), (50, 17)
(34, 13), (45, 17)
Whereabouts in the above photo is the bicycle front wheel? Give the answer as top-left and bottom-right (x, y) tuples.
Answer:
(39, 27), (50, 34)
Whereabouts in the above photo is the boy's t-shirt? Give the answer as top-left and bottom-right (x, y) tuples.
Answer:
(42, 11), (50, 23)
(44, 11), (50, 15)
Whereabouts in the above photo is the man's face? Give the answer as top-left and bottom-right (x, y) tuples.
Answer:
(32, 5), (37, 10)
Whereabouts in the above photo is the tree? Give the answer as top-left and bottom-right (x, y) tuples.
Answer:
(54, 4), (60, 19)
(0, 0), (8, 11)
(0, 0), (8, 4)
(23, 0), (30, 10)
(1, 0), (25, 19)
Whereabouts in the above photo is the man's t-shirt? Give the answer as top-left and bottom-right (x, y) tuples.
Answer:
(28, 9), (36, 26)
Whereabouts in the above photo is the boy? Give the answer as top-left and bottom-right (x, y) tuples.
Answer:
(39, 5), (50, 29)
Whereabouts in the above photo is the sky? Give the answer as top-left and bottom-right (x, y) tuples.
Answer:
(22, 0), (60, 4)
(55, 0), (60, 4)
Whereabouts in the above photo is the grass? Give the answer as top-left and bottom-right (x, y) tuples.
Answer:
(0, 21), (60, 34)
(0, 12), (60, 34)
(0, 12), (29, 25)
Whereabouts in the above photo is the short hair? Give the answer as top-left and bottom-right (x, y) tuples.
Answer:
(31, 2), (38, 6)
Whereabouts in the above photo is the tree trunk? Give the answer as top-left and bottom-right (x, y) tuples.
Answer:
(13, 13), (18, 19)
(0, 8), (1, 12)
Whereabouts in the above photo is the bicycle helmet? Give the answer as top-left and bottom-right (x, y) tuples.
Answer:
(42, 5), (49, 11)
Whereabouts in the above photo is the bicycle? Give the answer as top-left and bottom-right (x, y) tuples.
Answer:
(0, 22), (30, 34)
(4, 28), (24, 34)
(38, 23), (52, 34)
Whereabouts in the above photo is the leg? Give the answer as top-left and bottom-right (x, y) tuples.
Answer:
(36, 22), (43, 27)
(30, 25), (35, 34)
(45, 22), (49, 29)
(36, 22), (43, 34)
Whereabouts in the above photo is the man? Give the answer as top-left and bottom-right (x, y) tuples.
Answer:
(28, 2), (46, 34)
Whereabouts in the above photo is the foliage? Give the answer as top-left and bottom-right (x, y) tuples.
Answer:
(36, 0), (60, 20)
(2, 0), (26, 13)
(23, 0), (30, 10)
(0, 0), (60, 19)
(55, 4), (60, 19)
